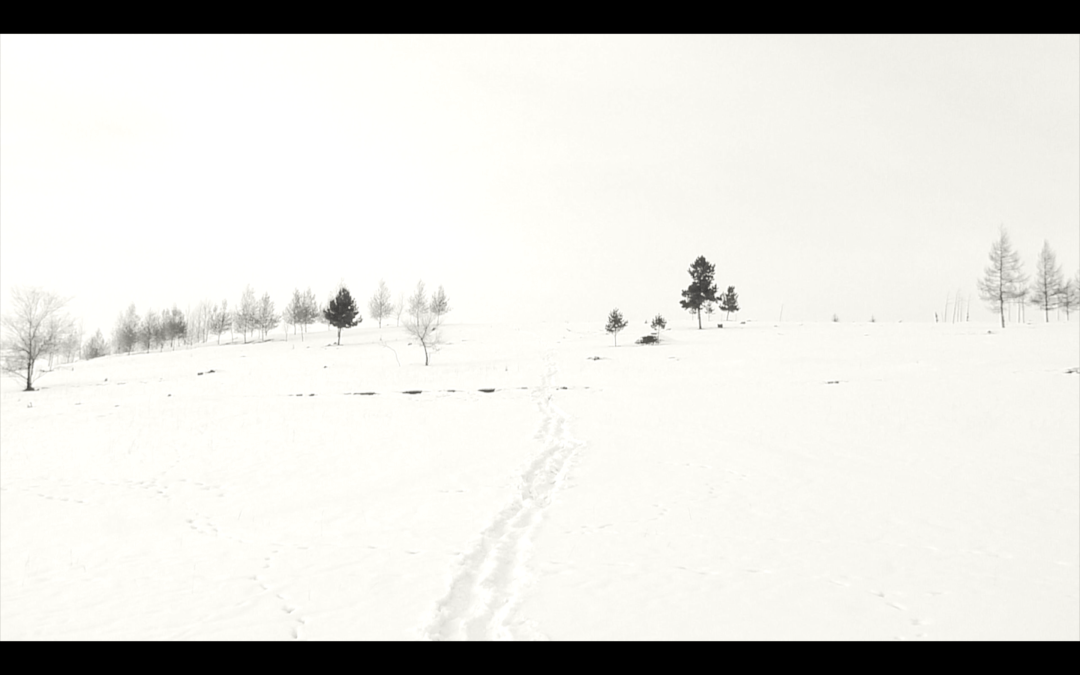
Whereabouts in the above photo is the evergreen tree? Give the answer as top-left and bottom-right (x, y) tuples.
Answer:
(606, 308), (627, 346)
(720, 286), (740, 319)
(430, 284), (450, 325)
(650, 313), (667, 340)
(976, 226), (1027, 329)
(1029, 240), (1064, 322)
(680, 256), (718, 329)
(323, 284), (361, 345)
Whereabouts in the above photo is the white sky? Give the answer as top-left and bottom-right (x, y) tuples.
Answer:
(2, 35), (1078, 335)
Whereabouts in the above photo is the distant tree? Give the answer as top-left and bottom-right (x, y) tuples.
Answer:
(139, 309), (161, 352)
(680, 256), (719, 329)
(53, 320), (82, 366)
(704, 300), (715, 324)
(114, 304), (139, 354)
(606, 308), (628, 346)
(164, 305), (186, 348)
(430, 284), (450, 326)
(1, 287), (75, 391)
(832, 314), (840, 323)
(403, 280), (440, 365)
(395, 291), (406, 326)
(209, 300), (230, 345)
(285, 288), (320, 341)
(323, 284), (361, 346)
(650, 313), (667, 340)
(977, 226), (1028, 329)
(1061, 270), (1080, 320)
(368, 280), (394, 329)
(720, 286), (739, 319)
(185, 300), (213, 345)
(82, 328), (109, 361)
(257, 292), (278, 341)
(1029, 240), (1064, 322)
(236, 285), (258, 344)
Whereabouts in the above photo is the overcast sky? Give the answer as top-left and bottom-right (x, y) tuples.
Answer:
(2, 35), (1078, 335)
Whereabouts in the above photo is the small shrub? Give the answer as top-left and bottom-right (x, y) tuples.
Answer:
(636, 334), (659, 345)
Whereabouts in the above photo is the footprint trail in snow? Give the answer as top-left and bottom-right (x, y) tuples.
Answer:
(421, 353), (584, 641)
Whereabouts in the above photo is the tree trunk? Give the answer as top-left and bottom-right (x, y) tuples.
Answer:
(337, 328), (341, 346)
(24, 357), (33, 391)
(697, 309), (702, 329)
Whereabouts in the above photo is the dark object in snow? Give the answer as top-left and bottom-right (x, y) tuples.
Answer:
(358, 392), (376, 395)
(826, 380), (840, 385)
(198, 372), (203, 376)
(309, 393), (315, 396)
(167, 394), (172, 397)
(587, 356), (601, 361)
(403, 390), (422, 395)
(478, 388), (495, 393)
(1066, 367), (1079, 375)
(718, 324), (723, 328)
(636, 335), (659, 345)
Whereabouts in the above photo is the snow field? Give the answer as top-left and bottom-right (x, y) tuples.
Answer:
(2, 320), (1078, 640)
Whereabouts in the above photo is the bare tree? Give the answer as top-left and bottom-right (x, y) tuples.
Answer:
(257, 292), (278, 341)
(287, 287), (320, 341)
(368, 280), (394, 329)
(2, 287), (75, 391)
(209, 300), (230, 345)
(404, 280), (441, 365)
(82, 328), (109, 360)
(1029, 240), (1064, 322)
(236, 285), (258, 344)
(395, 291), (405, 326)
(976, 226), (1027, 328)
(1061, 270), (1080, 321)
(113, 304), (139, 354)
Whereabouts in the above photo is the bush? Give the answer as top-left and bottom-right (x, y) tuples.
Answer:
(636, 334), (659, 345)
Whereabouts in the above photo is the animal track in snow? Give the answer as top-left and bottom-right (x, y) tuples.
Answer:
(422, 353), (584, 641)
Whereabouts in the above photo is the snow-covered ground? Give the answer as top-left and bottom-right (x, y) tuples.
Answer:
(2, 320), (1077, 640)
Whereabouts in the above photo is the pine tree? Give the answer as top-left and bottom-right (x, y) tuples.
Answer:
(606, 308), (627, 346)
(720, 286), (739, 320)
(680, 256), (719, 329)
(430, 285), (450, 325)
(650, 313), (667, 340)
(1029, 240), (1064, 322)
(323, 284), (361, 346)
(976, 226), (1027, 329)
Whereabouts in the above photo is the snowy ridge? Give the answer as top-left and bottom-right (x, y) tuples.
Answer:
(420, 354), (584, 640)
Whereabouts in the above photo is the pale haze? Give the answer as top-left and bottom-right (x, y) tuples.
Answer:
(2, 34), (1078, 332)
